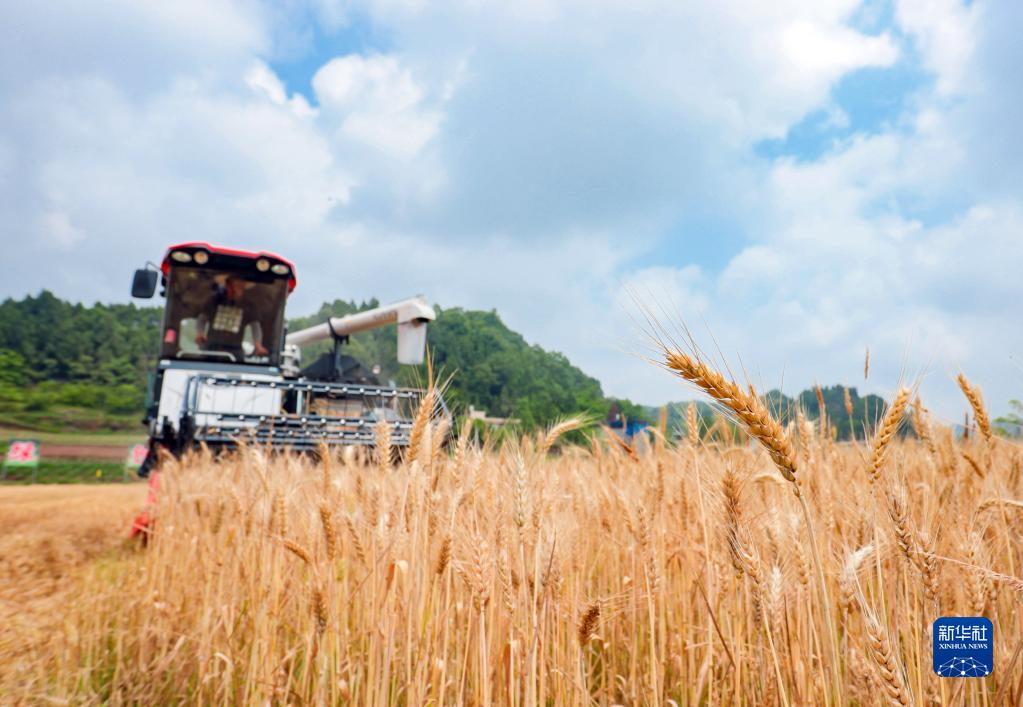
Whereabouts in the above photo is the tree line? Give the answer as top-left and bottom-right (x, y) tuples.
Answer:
(0, 292), (643, 431)
(0, 291), (904, 439)
(659, 384), (890, 443)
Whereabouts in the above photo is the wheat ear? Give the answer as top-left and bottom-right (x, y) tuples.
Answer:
(608, 431), (640, 462)
(957, 373), (992, 445)
(311, 587), (328, 634)
(283, 539), (313, 565)
(660, 341), (842, 699)
(868, 387), (910, 482)
(270, 491), (288, 538)
(663, 349), (797, 482)
(452, 419), (473, 487)
(436, 535), (452, 576)
(578, 601), (601, 647)
(319, 504), (337, 561)
(840, 544), (874, 614)
(408, 388), (436, 464)
(722, 468), (745, 576)
(911, 398), (937, 455)
(431, 417), (450, 470)
(374, 416), (392, 474)
(540, 416), (586, 456)
(860, 608), (912, 706)
(686, 403), (700, 447)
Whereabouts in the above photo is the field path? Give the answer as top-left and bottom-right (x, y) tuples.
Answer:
(39, 443), (130, 460)
(0, 484), (145, 685)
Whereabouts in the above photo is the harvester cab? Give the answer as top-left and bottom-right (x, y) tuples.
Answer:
(131, 242), (443, 476)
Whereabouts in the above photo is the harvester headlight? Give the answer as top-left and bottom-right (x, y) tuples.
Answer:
(256, 258), (270, 272)
(271, 263), (290, 275)
(170, 251), (193, 263)
(193, 250), (209, 265)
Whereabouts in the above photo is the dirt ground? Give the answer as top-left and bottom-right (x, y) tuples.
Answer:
(0, 484), (146, 670)
(38, 443), (131, 460)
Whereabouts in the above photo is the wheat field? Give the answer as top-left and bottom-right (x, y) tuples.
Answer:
(3, 355), (1022, 705)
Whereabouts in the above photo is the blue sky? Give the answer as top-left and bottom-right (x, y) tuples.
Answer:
(0, 0), (1020, 422)
(270, 10), (391, 101)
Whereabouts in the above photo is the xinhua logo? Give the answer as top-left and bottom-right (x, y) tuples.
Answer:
(933, 617), (993, 677)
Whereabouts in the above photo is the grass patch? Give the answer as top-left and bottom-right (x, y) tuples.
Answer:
(0, 427), (146, 446)
(0, 459), (138, 484)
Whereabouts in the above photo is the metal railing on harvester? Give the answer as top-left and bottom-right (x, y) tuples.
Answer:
(181, 375), (437, 450)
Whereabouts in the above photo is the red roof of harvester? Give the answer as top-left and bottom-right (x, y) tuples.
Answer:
(161, 242), (297, 293)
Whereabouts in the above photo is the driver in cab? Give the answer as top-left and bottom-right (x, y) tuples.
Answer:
(195, 276), (269, 358)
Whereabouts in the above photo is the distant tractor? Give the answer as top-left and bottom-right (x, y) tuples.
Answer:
(130, 242), (445, 478)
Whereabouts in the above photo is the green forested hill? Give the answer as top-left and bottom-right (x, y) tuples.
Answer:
(0, 291), (160, 387)
(0, 291), (899, 437)
(0, 292), (161, 428)
(0, 292), (637, 431)
(292, 301), (612, 426)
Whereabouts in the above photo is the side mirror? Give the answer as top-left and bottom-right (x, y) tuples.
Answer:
(131, 269), (158, 298)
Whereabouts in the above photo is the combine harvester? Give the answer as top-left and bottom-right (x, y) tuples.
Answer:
(129, 242), (445, 481)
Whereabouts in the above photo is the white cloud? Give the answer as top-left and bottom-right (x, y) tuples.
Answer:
(896, 0), (977, 96)
(0, 0), (1019, 425)
(313, 55), (443, 158)
(0, 1), (265, 94)
(779, 19), (897, 85)
(245, 61), (316, 117)
(621, 117), (1023, 420)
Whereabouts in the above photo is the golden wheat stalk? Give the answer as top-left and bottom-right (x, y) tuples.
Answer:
(965, 532), (993, 615)
(722, 468), (745, 576)
(868, 387), (910, 482)
(607, 429), (640, 462)
(815, 384), (827, 438)
(731, 528), (765, 627)
(686, 403), (700, 447)
(884, 484), (914, 564)
(511, 456), (528, 531)
(860, 608), (912, 706)
(451, 419), (473, 486)
(910, 398), (937, 455)
(957, 373), (992, 445)
(431, 417), (450, 470)
(540, 416), (587, 456)
(319, 504), (337, 561)
(659, 340), (843, 700)
(578, 600), (601, 647)
(663, 349), (797, 482)
(886, 482), (939, 604)
(408, 388), (437, 464)
(977, 497), (1023, 513)
(270, 490), (288, 537)
(283, 539), (313, 565)
(375, 417), (392, 474)
(435, 535), (452, 576)
(839, 544), (874, 614)
(311, 587), (328, 634)
(961, 450), (985, 479)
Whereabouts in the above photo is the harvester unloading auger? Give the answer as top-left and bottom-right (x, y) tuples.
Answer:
(129, 242), (447, 480)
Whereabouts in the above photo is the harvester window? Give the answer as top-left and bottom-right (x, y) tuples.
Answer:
(160, 267), (286, 365)
(175, 318), (202, 356)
